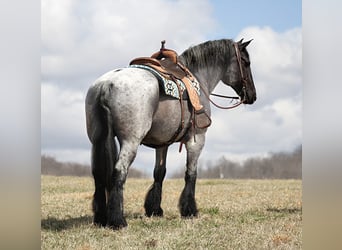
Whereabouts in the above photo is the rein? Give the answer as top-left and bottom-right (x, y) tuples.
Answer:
(199, 42), (248, 110)
(201, 85), (243, 109)
(210, 93), (239, 99)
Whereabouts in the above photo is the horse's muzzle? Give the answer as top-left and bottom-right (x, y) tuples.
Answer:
(241, 87), (257, 104)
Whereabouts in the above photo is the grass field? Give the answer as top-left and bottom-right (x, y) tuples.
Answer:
(41, 176), (302, 249)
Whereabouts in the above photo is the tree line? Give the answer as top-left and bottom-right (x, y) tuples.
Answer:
(42, 145), (301, 179)
(41, 155), (145, 178)
(171, 145), (302, 179)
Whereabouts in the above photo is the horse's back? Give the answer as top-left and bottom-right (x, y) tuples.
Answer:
(91, 68), (159, 102)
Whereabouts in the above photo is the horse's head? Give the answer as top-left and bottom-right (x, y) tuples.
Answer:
(221, 39), (257, 104)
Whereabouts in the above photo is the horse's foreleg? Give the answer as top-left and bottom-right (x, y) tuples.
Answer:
(179, 134), (205, 217)
(106, 141), (138, 229)
(144, 146), (168, 217)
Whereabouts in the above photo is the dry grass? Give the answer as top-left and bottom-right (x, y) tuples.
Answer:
(41, 176), (302, 249)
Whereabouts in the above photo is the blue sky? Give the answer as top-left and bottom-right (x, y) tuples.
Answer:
(210, 0), (301, 38)
(41, 0), (302, 176)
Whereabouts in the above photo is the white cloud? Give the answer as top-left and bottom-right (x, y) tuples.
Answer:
(41, 0), (216, 88)
(236, 26), (302, 106)
(41, 83), (89, 150)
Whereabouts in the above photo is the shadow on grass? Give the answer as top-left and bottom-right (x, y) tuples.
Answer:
(266, 207), (302, 214)
(41, 215), (92, 231)
(41, 212), (150, 231)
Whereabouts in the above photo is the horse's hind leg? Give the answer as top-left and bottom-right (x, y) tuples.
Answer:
(91, 141), (109, 227)
(86, 89), (115, 227)
(91, 130), (118, 227)
(144, 146), (168, 217)
(106, 140), (139, 229)
(179, 134), (205, 217)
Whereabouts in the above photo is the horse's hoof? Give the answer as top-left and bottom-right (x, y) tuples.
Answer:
(107, 217), (127, 230)
(93, 220), (106, 227)
(93, 213), (107, 227)
(145, 207), (164, 217)
(180, 207), (198, 218)
(181, 211), (198, 218)
(179, 197), (198, 218)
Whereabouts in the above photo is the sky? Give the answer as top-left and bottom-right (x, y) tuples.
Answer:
(41, 0), (302, 177)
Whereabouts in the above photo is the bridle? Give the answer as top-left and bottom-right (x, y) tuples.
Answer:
(200, 42), (248, 110)
(233, 42), (249, 101)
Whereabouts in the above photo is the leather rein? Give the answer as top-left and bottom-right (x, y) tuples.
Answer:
(200, 42), (248, 110)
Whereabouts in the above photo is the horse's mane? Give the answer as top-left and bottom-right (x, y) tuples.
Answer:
(179, 39), (234, 70)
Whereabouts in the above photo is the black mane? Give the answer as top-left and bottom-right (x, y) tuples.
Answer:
(179, 39), (234, 70)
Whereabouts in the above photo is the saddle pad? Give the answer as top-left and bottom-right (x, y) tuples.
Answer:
(129, 64), (200, 100)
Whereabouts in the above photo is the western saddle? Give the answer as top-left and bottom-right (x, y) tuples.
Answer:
(129, 40), (203, 111)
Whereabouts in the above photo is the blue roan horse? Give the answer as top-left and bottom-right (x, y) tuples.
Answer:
(85, 39), (257, 229)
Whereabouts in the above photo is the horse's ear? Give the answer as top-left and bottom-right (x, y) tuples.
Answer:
(240, 39), (253, 49)
(237, 38), (244, 44)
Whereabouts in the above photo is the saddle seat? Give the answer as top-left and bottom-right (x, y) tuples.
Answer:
(129, 40), (203, 111)
(130, 40), (190, 79)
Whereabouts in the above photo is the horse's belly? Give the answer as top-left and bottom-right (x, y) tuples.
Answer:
(142, 98), (191, 146)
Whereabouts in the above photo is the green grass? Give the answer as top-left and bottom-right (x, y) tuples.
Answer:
(41, 176), (302, 249)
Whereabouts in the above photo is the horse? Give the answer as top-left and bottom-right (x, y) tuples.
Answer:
(85, 38), (257, 229)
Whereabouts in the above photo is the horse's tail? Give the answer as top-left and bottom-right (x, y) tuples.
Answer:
(91, 83), (118, 191)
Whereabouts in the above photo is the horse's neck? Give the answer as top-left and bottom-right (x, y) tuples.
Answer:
(191, 67), (223, 94)
(179, 56), (225, 93)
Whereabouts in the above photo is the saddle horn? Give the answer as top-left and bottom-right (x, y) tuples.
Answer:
(151, 40), (178, 64)
(160, 40), (166, 50)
